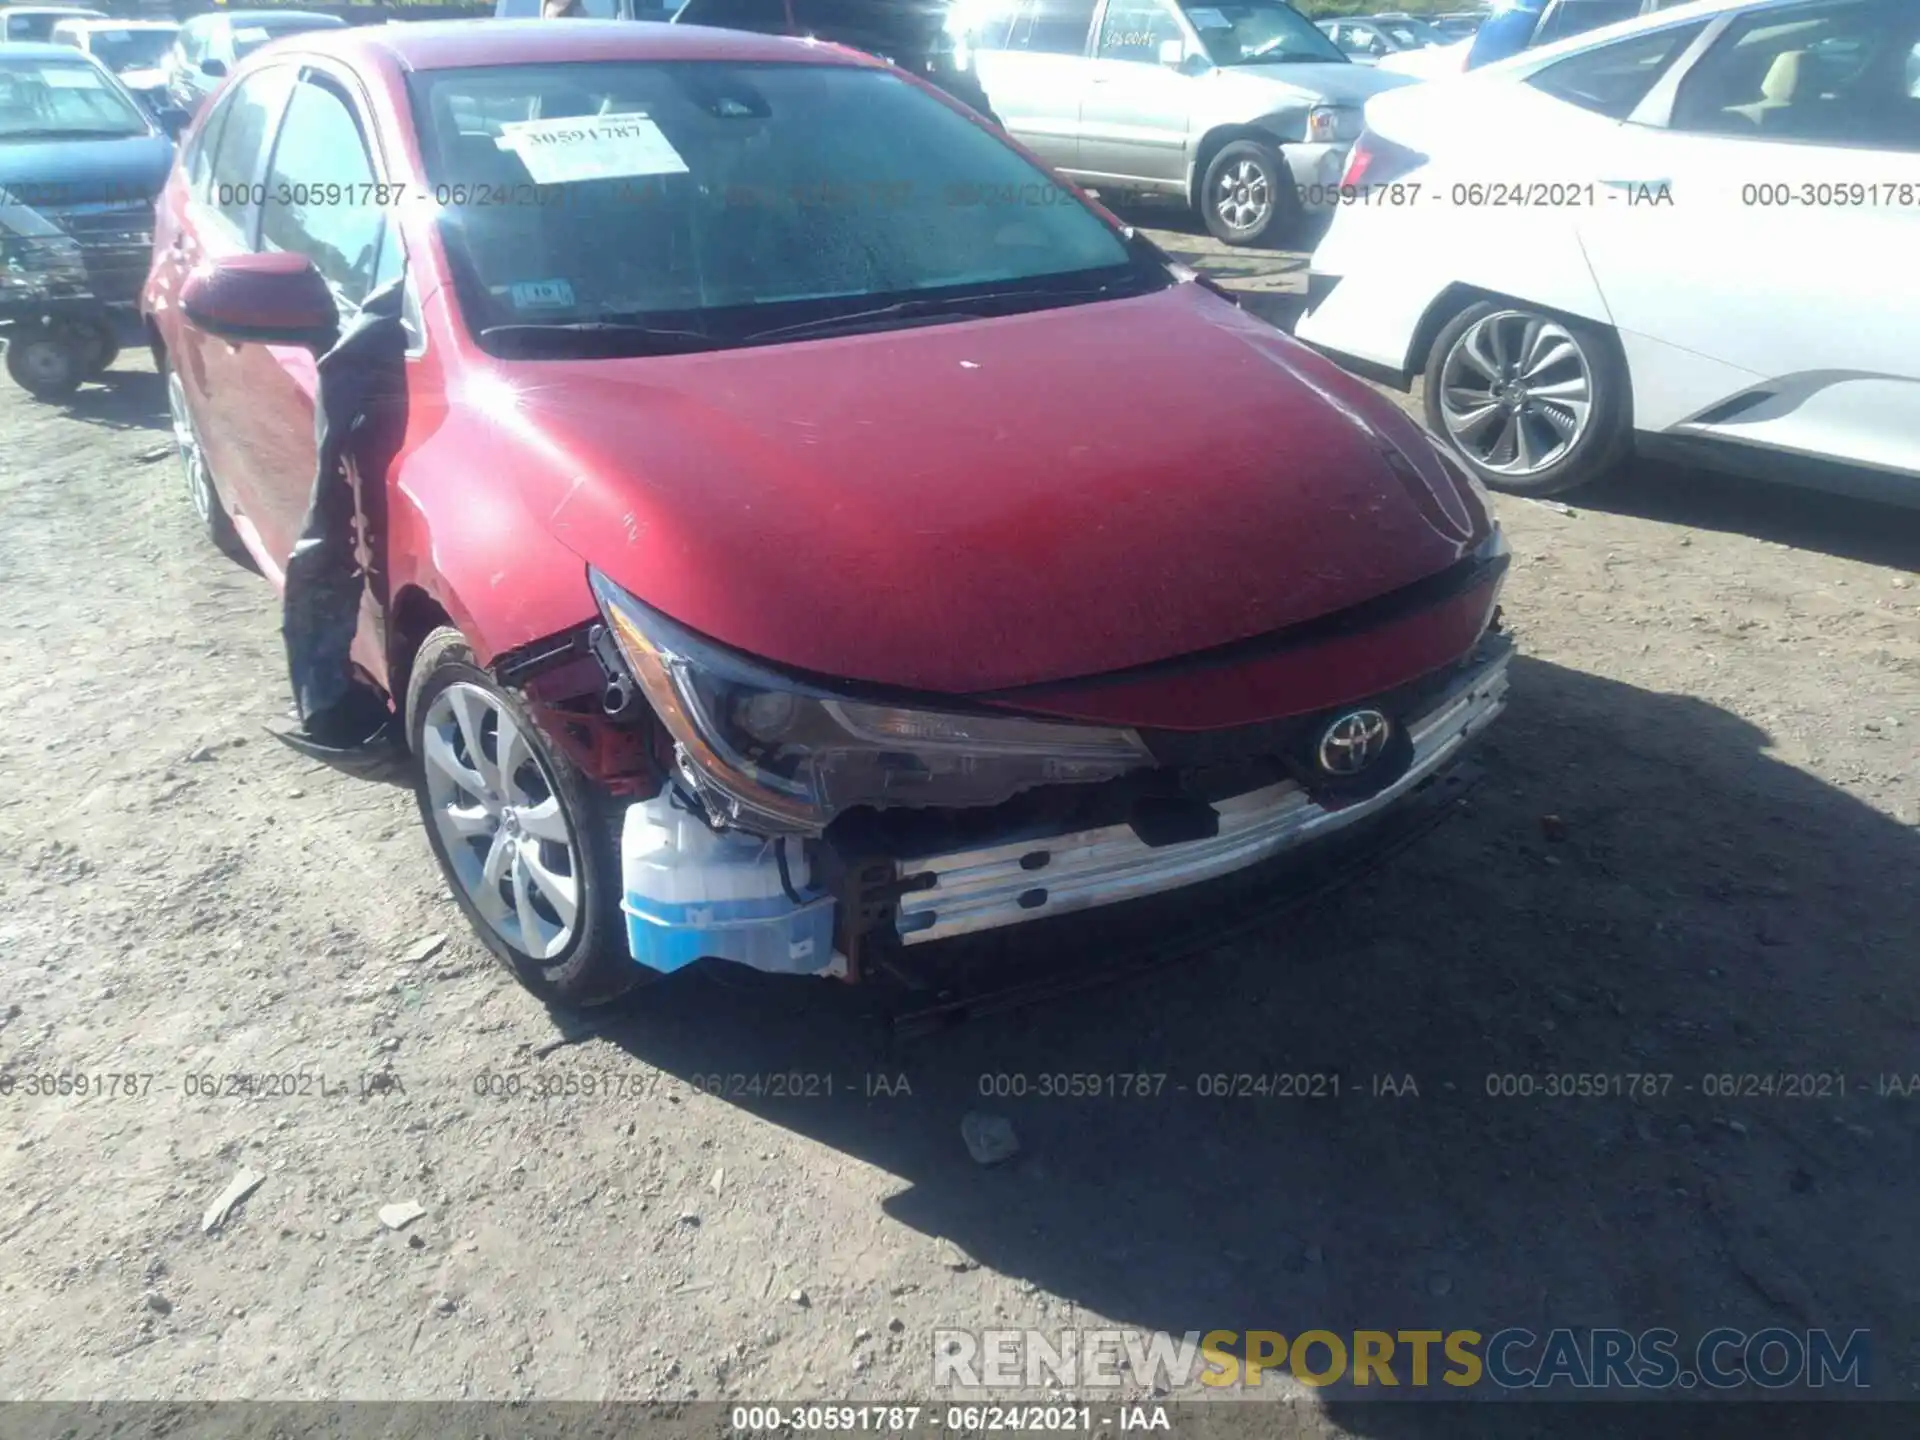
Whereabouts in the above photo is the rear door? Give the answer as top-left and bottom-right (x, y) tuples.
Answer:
(167, 62), (298, 557)
(1075, 0), (1196, 185)
(1573, 0), (1920, 480)
(970, 0), (1100, 169)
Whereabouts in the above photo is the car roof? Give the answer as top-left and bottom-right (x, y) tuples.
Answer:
(285, 18), (884, 74)
(56, 16), (176, 27)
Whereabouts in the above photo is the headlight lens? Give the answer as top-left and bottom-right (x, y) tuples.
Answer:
(590, 569), (1155, 833)
(1308, 105), (1360, 144)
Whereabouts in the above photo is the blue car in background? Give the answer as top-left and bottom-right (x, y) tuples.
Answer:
(0, 43), (184, 398)
(1466, 0), (1694, 67)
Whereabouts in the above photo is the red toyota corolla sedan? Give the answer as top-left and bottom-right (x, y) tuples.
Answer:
(144, 20), (1512, 1005)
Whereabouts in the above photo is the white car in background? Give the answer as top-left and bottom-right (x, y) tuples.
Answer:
(1377, 34), (1475, 76)
(1294, 0), (1920, 502)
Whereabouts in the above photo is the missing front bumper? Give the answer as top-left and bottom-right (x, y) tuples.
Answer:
(889, 642), (1511, 946)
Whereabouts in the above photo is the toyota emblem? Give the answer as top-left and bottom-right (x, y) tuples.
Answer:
(1317, 709), (1393, 775)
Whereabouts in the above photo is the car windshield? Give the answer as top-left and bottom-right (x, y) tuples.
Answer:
(410, 61), (1162, 353)
(232, 16), (343, 58)
(1182, 0), (1348, 66)
(0, 55), (146, 139)
(82, 27), (176, 71)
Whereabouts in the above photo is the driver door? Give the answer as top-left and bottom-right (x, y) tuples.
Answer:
(1076, 0), (1199, 187)
(970, 0), (1102, 171)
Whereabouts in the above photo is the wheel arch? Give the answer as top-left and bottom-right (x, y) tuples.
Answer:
(1408, 284), (1621, 382)
(1188, 123), (1287, 212)
(387, 585), (456, 739)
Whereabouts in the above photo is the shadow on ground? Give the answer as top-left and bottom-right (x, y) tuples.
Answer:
(60, 367), (169, 433)
(573, 655), (1918, 1411)
(1575, 457), (1920, 572)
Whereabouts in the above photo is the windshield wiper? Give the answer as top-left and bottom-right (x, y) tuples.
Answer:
(741, 281), (1150, 345)
(479, 321), (720, 357)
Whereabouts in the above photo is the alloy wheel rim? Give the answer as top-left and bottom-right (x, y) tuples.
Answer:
(1215, 159), (1272, 233)
(167, 370), (212, 524)
(1438, 311), (1593, 476)
(421, 681), (580, 962)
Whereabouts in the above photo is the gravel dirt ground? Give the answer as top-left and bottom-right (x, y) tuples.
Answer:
(1, 215), (1918, 1429)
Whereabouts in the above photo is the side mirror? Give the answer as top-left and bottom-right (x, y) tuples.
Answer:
(180, 251), (338, 352)
(201, 57), (227, 78)
(155, 105), (191, 139)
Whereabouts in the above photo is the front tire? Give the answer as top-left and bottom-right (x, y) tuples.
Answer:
(1199, 138), (1297, 248)
(5, 331), (84, 401)
(1424, 300), (1631, 497)
(82, 329), (119, 380)
(406, 626), (646, 1007)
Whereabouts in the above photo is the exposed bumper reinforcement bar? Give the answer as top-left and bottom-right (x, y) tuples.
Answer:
(893, 642), (1511, 945)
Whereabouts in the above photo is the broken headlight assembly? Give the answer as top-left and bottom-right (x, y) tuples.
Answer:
(589, 568), (1155, 834)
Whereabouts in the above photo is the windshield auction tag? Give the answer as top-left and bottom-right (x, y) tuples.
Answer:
(494, 114), (690, 186)
(233, 26), (270, 43)
(42, 67), (108, 88)
(1185, 7), (1231, 27)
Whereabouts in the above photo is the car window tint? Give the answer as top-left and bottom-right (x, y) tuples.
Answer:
(208, 65), (294, 236)
(1527, 18), (1707, 118)
(259, 78), (385, 308)
(1097, 0), (1182, 61)
(1670, 0), (1920, 150)
(1535, 0), (1642, 46)
(186, 88), (235, 197)
(1003, 0), (1097, 54)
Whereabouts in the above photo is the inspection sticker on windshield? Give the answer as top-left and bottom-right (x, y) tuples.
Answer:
(234, 26), (270, 43)
(495, 115), (689, 186)
(505, 278), (576, 310)
(1185, 7), (1231, 27)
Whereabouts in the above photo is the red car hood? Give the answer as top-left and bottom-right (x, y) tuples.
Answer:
(488, 282), (1482, 695)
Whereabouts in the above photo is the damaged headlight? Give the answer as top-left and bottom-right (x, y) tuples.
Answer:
(590, 569), (1155, 834)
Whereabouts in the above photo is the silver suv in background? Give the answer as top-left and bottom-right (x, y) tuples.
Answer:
(962, 0), (1414, 245)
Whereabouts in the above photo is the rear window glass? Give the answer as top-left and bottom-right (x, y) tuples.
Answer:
(1527, 18), (1707, 118)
